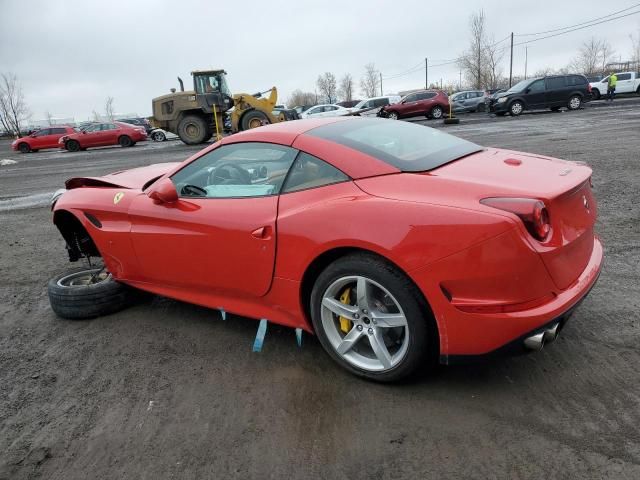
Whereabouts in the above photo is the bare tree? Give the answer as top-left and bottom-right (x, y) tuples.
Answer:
(105, 96), (115, 121)
(482, 35), (505, 89)
(338, 73), (355, 102)
(458, 10), (487, 89)
(44, 111), (54, 126)
(632, 28), (640, 69)
(92, 110), (101, 122)
(360, 63), (380, 98)
(287, 89), (316, 107)
(569, 37), (614, 75)
(0, 73), (30, 136)
(316, 72), (337, 104)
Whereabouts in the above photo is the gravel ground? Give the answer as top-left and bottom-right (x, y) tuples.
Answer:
(1, 101), (639, 479)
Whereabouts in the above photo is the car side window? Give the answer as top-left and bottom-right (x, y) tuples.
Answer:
(404, 94), (416, 102)
(326, 106), (338, 111)
(281, 152), (349, 193)
(528, 79), (546, 92)
(171, 142), (297, 198)
(51, 128), (66, 134)
(546, 77), (566, 90)
(308, 107), (321, 115)
(617, 73), (631, 81)
(361, 101), (371, 109)
(103, 124), (117, 130)
(35, 129), (51, 136)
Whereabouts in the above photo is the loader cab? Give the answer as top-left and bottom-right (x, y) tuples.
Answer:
(191, 69), (233, 113)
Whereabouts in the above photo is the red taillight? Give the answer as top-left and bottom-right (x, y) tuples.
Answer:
(480, 197), (551, 242)
(587, 84), (592, 92)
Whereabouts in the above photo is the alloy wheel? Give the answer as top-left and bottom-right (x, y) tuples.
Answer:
(320, 275), (409, 372)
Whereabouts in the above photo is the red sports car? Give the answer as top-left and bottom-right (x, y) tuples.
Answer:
(11, 126), (77, 153)
(59, 121), (147, 152)
(48, 118), (602, 382)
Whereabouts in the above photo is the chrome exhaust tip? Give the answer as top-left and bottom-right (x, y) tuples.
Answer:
(524, 323), (560, 351)
(523, 332), (545, 351)
(544, 323), (559, 344)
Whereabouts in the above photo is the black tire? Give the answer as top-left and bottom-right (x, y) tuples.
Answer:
(509, 100), (524, 116)
(18, 142), (31, 153)
(48, 267), (131, 320)
(177, 115), (209, 144)
(567, 95), (582, 111)
(240, 110), (270, 131)
(386, 111), (399, 120)
(592, 89), (601, 100)
(637, 86), (640, 95)
(118, 135), (133, 147)
(428, 105), (444, 119)
(310, 253), (436, 382)
(66, 140), (80, 152)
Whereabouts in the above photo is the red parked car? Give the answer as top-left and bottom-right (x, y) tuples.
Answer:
(59, 121), (147, 152)
(47, 118), (602, 382)
(11, 126), (77, 153)
(382, 90), (450, 120)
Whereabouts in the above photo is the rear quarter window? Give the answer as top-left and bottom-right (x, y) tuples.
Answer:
(308, 118), (483, 172)
(546, 77), (567, 89)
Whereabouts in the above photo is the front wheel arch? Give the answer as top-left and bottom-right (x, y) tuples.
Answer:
(53, 209), (101, 261)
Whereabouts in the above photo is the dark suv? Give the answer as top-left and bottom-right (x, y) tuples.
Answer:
(116, 117), (153, 133)
(488, 74), (591, 116)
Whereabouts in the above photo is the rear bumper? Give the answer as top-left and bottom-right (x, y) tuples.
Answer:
(411, 231), (603, 361)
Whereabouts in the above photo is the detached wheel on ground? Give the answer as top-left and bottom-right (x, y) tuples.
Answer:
(240, 110), (270, 131)
(118, 135), (133, 147)
(509, 101), (524, 116)
(48, 266), (132, 320)
(151, 130), (166, 142)
(567, 95), (582, 110)
(177, 115), (211, 144)
(18, 143), (31, 153)
(310, 253), (436, 382)
(428, 105), (444, 120)
(66, 140), (80, 152)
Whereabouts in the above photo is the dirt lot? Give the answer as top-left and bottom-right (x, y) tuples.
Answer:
(1, 101), (639, 479)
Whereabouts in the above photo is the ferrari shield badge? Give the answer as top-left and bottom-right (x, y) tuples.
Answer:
(113, 192), (125, 204)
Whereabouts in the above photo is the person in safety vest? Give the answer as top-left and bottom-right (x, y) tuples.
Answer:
(607, 72), (618, 102)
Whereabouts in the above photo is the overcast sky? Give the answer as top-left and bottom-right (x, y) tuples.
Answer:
(1, 0), (639, 122)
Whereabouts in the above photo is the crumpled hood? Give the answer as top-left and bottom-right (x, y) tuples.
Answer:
(65, 162), (180, 190)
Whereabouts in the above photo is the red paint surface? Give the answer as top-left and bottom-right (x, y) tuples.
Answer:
(53, 118), (603, 359)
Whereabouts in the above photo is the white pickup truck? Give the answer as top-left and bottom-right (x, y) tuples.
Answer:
(590, 72), (640, 99)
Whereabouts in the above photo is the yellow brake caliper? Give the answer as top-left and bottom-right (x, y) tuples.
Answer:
(339, 287), (352, 334)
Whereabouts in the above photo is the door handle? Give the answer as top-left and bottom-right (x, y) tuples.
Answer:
(251, 226), (271, 239)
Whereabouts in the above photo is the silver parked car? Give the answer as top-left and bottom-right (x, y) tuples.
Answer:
(451, 90), (488, 113)
(349, 95), (402, 117)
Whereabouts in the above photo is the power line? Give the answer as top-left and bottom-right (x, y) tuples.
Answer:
(515, 3), (640, 36)
(381, 5), (640, 82)
(513, 9), (640, 46)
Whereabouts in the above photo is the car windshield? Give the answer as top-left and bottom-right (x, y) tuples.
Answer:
(507, 79), (532, 93)
(309, 118), (483, 172)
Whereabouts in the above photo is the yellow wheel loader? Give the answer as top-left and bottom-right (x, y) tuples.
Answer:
(151, 70), (297, 144)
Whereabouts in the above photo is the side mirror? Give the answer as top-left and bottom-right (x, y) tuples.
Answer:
(525, 88), (531, 93)
(147, 177), (178, 204)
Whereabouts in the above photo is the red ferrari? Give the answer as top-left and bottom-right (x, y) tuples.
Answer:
(48, 118), (602, 381)
(59, 121), (147, 152)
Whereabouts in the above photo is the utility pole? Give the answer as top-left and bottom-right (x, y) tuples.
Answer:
(459, 70), (462, 90)
(425, 58), (428, 89)
(509, 32), (514, 88)
(379, 72), (383, 96)
(524, 46), (528, 80)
